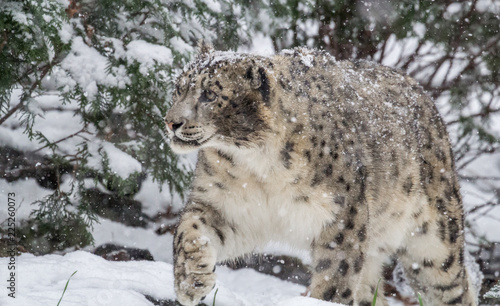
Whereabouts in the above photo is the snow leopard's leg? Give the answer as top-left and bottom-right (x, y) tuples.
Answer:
(397, 209), (477, 306)
(173, 200), (238, 306)
(309, 205), (389, 306)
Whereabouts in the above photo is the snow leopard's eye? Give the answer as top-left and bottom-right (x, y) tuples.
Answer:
(200, 90), (217, 103)
(175, 83), (188, 98)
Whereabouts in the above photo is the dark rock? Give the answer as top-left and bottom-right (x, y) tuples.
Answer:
(94, 243), (154, 261)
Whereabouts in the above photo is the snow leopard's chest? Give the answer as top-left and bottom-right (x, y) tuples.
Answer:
(192, 147), (337, 250)
(219, 175), (335, 249)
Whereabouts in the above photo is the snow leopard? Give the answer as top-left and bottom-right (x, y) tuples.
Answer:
(164, 42), (477, 306)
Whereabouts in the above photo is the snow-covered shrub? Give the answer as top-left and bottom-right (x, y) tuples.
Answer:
(484, 281), (500, 302)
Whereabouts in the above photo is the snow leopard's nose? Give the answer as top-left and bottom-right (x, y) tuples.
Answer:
(166, 120), (184, 132)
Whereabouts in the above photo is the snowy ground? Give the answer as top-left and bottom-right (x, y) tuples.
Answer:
(0, 251), (341, 306)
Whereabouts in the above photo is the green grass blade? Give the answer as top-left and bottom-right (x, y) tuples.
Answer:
(417, 292), (424, 306)
(372, 278), (382, 306)
(57, 270), (77, 306)
(212, 288), (219, 306)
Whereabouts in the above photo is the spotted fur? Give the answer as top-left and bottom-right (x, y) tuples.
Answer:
(165, 43), (477, 306)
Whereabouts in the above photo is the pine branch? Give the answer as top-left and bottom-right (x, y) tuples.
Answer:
(447, 107), (500, 126)
(32, 127), (91, 154)
(0, 61), (56, 125)
(0, 30), (7, 53)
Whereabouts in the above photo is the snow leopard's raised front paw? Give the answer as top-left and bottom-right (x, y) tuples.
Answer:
(174, 232), (217, 306)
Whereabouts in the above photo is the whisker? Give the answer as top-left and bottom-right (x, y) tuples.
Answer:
(159, 130), (171, 143)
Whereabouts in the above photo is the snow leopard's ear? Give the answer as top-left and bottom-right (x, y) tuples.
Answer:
(245, 66), (264, 89)
(245, 65), (270, 103)
(196, 40), (214, 59)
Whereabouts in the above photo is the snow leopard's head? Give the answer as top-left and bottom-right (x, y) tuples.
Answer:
(164, 42), (273, 154)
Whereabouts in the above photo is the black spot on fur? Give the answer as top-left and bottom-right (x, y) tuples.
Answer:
(323, 286), (337, 301)
(445, 293), (463, 304)
(311, 135), (317, 147)
(311, 173), (322, 187)
(281, 142), (294, 169)
(436, 198), (447, 213)
(192, 223), (198, 229)
(214, 182), (225, 190)
(196, 186), (207, 193)
(423, 259), (434, 267)
(304, 150), (311, 162)
(396, 247), (407, 255)
(438, 219), (446, 241)
(334, 196), (345, 206)
(341, 289), (352, 298)
(359, 301), (371, 306)
(245, 67), (253, 80)
(315, 259), (332, 272)
(294, 195), (309, 202)
(441, 254), (455, 272)
(452, 184), (461, 200)
(413, 208), (423, 219)
(434, 283), (459, 291)
(338, 260), (349, 276)
(293, 123), (304, 134)
(345, 219), (355, 230)
(258, 67), (270, 105)
(358, 225), (366, 242)
(217, 150), (234, 165)
(448, 217), (459, 243)
(354, 256), (364, 273)
(202, 161), (214, 176)
(335, 232), (344, 245)
(356, 164), (367, 202)
(226, 170), (237, 179)
(279, 78), (291, 91)
(194, 281), (204, 288)
(324, 164), (333, 176)
(212, 226), (225, 245)
(200, 217), (207, 224)
(176, 231), (184, 246)
(403, 176), (413, 194)
(421, 222), (429, 234)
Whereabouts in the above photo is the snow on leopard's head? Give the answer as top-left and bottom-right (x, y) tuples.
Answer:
(164, 41), (273, 154)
